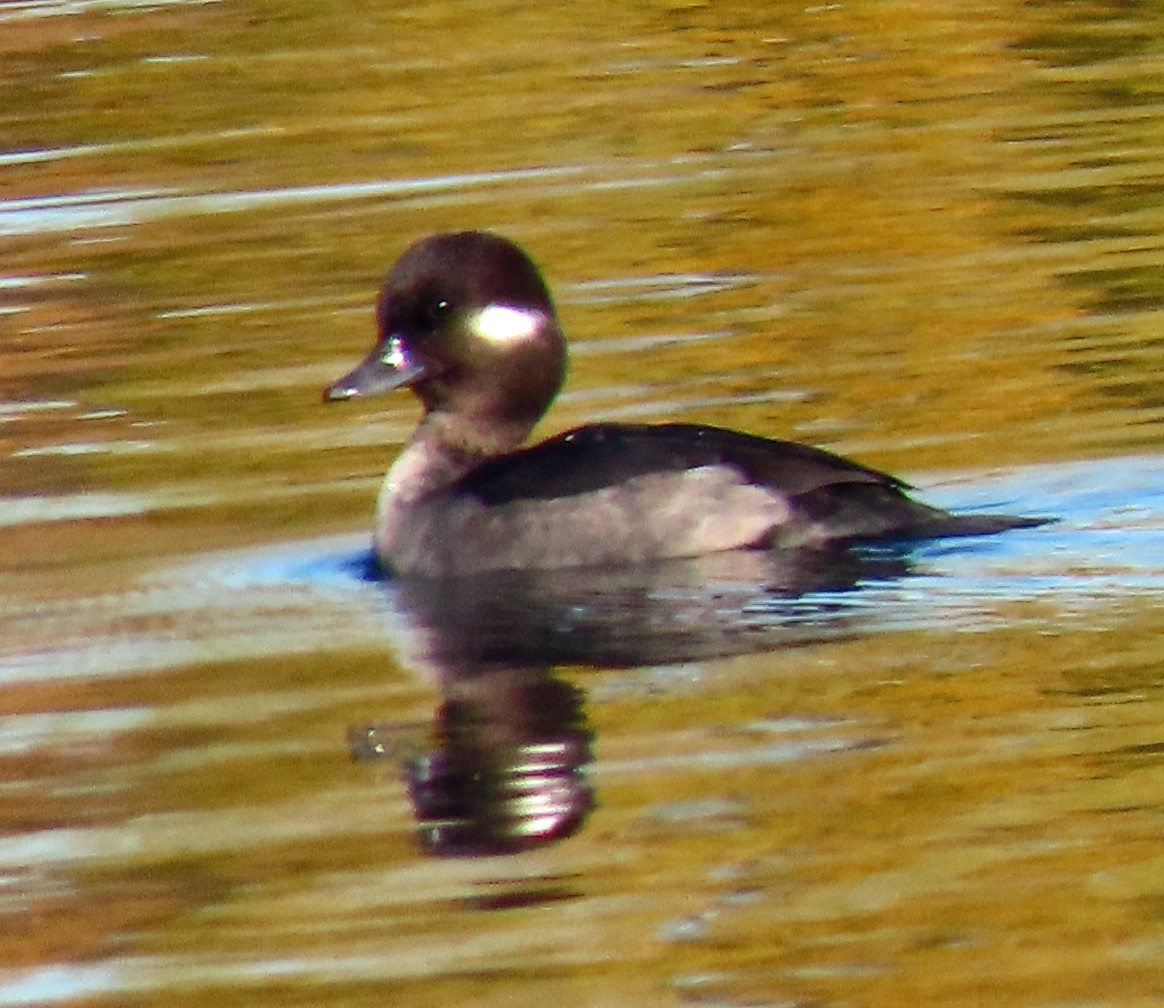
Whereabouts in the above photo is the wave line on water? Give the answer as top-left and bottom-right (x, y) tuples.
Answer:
(0, 150), (785, 237)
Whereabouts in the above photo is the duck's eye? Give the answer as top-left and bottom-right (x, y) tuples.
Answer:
(419, 297), (452, 328)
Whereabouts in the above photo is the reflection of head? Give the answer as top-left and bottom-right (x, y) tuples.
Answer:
(405, 673), (594, 857)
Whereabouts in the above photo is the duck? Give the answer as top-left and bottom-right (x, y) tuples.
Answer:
(325, 231), (1044, 578)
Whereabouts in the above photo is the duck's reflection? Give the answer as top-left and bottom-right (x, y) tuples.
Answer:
(351, 545), (916, 857)
(351, 670), (591, 857)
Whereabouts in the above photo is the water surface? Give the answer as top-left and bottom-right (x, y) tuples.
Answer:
(3, 2), (1164, 1006)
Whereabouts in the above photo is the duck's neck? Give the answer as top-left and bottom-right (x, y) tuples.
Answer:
(381, 429), (481, 507)
(380, 413), (530, 505)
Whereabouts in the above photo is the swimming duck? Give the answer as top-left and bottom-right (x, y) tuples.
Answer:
(325, 231), (1042, 577)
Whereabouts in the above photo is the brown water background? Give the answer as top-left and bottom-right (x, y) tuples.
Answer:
(3, 1), (1164, 1005)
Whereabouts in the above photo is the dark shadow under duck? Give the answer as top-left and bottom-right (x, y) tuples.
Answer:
(325, 231), (1048, 578)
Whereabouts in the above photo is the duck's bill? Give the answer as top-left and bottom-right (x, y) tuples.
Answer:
(324, 335), (425, 402)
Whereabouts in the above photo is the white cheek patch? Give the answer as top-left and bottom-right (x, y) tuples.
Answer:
(470, 304), (541, 344)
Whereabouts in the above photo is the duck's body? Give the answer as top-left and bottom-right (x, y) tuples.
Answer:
(326, 231), (1044, 578)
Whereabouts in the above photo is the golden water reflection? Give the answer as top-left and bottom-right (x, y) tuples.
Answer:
(3, 1), (1164, 1006)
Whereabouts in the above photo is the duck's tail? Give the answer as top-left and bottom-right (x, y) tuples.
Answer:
(906, 510), (1054, 540)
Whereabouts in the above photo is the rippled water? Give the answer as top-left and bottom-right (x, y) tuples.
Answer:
(4, 3), (1164, 1006)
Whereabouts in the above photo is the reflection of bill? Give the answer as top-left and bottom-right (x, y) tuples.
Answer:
(350, 670), (593, 858)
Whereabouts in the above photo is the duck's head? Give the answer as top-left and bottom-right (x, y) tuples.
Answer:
(325, 231), (567, 453)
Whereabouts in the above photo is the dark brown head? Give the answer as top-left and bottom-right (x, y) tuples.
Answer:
(325, 232), (567, 452)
